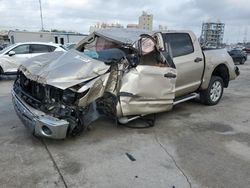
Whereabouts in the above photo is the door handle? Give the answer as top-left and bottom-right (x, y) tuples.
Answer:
(164, 73), (176, 78)
(194, 57), (203, 63)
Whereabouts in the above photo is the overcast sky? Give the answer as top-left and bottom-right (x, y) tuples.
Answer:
(0, 0), (249, 43)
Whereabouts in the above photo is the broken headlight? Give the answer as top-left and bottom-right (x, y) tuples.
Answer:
(62, 89), (76, 105)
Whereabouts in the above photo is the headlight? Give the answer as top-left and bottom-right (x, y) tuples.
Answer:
(62, 89), (76, 104)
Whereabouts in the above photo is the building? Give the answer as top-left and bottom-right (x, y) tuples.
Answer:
(138, 11), (153, 31)
(0, 30), (9, 44)
(8, 30), (87, 45)
(0, 30), (9, 49)
(200, 21), (225, 48)
(89, 22), (124, 33)
(158, 25), (168, 31)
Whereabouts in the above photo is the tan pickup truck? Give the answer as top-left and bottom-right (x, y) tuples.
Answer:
(12, 29), (239, 139)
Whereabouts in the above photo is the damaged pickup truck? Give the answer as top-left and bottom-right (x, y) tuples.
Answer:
(12, 29), (240, 139)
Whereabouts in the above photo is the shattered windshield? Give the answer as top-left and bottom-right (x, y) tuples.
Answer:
(78, 36), (127, 64)
(80, 36), (120, 52)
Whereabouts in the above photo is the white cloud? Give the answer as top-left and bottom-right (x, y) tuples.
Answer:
(0, 0), (249, 43)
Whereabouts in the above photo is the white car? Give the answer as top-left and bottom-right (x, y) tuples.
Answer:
(0, 42), (66, 75)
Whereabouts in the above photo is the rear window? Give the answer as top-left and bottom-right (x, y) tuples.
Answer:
(163, 33), (194, 57)
(30, 44), (54, 53)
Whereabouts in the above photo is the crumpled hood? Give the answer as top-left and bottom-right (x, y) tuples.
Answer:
(20, 49), (110, 89)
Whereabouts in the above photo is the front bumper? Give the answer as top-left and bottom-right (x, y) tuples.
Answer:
(12, 90), (69, 139)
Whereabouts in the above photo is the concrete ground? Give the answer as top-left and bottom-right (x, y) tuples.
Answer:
(0, 59), (250, 188)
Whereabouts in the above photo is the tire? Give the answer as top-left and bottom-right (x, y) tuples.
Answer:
(200, 76), (224, 105)
(0, 66), (3, 80)
(240, 58), (246, 64)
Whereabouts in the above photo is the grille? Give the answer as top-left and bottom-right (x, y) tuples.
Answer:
(19, 72), (46, 102)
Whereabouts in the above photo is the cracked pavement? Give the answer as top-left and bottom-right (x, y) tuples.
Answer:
(0, 57), (250, 188)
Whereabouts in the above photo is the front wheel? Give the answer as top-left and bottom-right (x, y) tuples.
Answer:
(200, 76), (224, 105)
(0, 66), (3, 80)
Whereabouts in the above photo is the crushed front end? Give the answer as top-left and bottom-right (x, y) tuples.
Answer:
(13, 71), (83, 139)
(12, 58), (123, 139)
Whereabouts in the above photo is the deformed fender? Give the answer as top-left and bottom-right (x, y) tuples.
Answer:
(200, 49), (238, 90)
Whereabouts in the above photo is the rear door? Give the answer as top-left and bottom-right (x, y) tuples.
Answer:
(30, 44), (55, 57)
(162, 33), (204, 96)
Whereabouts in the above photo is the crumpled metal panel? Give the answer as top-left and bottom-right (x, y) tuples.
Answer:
(78, 63), (123, 107)
(20, 50), (110, 89)
(78, 73), (110, 107)
(95, 28), (152, 45)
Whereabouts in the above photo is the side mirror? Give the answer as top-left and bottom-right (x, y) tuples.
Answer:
(8, 51), (16, 56)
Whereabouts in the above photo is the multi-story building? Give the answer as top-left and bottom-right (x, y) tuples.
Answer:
(138, 11), (153, 31)
(200, 21), (225, 48)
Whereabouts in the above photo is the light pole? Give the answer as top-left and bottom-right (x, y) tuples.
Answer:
(39, 0), (44, 31)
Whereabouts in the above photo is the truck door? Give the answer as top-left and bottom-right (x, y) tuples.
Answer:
(118, 36), (176, 117)
(119, 65), (176, 116)
(162, 33), (204, 97)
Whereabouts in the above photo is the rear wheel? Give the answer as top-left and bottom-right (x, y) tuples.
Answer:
(200, 76), (224, 105)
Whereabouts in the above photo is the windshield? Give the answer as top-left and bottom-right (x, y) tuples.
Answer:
(79, 36), (120, 52)
(77, 36), (128, 64)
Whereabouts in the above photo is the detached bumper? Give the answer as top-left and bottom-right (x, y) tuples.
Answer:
(12, 90), (69, 139)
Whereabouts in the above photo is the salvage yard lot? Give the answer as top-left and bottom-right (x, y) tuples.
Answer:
(0, 58), (250, 188)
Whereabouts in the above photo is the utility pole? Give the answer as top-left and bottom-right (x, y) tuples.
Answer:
(39, 0), (44, 31)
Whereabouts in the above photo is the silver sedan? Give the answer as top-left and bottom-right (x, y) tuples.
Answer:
(0, 42), (66, 75)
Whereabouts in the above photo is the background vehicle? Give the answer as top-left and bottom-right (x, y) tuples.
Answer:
(0, 42), (66, 75)
(12, 29), (239, 139)
(242, 47), (250, 54)
(228, 49), (247, 64)
(63, 43), (76, 50)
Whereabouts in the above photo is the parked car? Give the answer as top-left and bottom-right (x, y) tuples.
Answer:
(228, 49), (247, 64)
(0, 42), (66, 76)
(242, 47), (250, 54)
(12, 29), (239, 139)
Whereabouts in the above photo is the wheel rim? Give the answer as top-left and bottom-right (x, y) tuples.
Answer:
(210, 81), (222, 102)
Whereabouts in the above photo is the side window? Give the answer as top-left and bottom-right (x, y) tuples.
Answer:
(163, 33), (194, 57)
(12, 45), (30, 54)
(30, 44), (50, 53)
